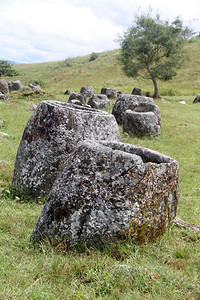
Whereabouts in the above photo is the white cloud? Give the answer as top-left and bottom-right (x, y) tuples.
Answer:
(67, 0), (200, 28)
(0, 0), (124, 63)
(0, 0), (200, 63)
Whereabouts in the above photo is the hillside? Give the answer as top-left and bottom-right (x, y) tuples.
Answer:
(4, 40), (200, 98)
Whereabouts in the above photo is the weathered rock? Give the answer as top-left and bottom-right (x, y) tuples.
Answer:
(88, 94), (110, 109)
(179, 100), (186, 105)
(132, 87), (142, 95)
(193, 94), (200, 103)
(68, 92), (86, 104)
(112, 94), (157, 125)
(161, 98), (168, 103)
(64, 89), (70, 95)
(133, 102), (161, 126)
(0, 92), (10, 103)
(12, 101), (121, 198)
(0, 79), (9, 94)
(68, 99), (91, 108)
(68, 99), (83, 106)
(80, 86), (94, 98)
(29, 104), (37, 111)
(31, 140), (179, 245)
(8, 80), (22, 91)
(123, 109), (160, 137)
(0, 132), (9, 137)
(29, 84), (41, 90)
(101, 88), (117, 99)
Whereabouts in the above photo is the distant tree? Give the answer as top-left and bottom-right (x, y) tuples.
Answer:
(118, 12), (190, 98)
(0, 60), (19, 77)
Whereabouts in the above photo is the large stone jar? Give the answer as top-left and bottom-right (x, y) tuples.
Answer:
(31, 140), (179, 245)
(8, 80), (22, 91)
(88, 94), (110, 109)
(12, 101), (121, 198)
(112, 94), (161, 137)
(123, 109), (160, 137)
(112, 94), (156, 125)
(0, 79), (9, 94)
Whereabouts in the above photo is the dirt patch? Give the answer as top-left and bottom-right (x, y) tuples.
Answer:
(9, 90), (54, 101)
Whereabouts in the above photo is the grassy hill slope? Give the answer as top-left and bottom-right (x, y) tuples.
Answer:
(5, 40), (200, 98)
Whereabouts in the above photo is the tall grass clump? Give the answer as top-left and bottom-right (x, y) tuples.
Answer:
(25, 79), (46, 88)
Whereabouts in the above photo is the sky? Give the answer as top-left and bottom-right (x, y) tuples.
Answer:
(1, 0), (200, 64)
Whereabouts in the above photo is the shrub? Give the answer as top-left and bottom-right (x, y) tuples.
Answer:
(89, 52), (99, 62)
(0, 60), (19, 77)
(62, 58), (74, 67)
(26, 79), (45, 88)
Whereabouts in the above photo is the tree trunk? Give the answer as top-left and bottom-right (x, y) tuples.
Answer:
(147, 64), (159, 98)
(152, 76), (159, 98)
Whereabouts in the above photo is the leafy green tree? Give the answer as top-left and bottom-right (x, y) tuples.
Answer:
(118, 12), (190, 98)
(0, 60), (19, 77)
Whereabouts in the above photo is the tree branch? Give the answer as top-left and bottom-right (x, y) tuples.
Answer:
(173, 217), (200, 231)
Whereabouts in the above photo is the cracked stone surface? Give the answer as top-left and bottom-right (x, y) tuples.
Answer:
(12, 101), (120, 198)
(31, 140), (179, 246)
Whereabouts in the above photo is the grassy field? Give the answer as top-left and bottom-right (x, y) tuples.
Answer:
(0, 40), (200, 299)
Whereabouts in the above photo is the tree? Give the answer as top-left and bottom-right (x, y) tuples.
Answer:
(0, 60), (19, 77)
(118, 12), (189, 98)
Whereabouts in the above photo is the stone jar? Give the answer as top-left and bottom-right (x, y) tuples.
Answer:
(0, 92), (10, 103)
(0, 79), (9, 94)
(112, 94), (161, 137)
(68, 92), (86, 104)
(123, 109), (161, 137)
(88, 94), (110, 109)
(112, 94), (156, 125)
(193, 94), (200, 103)
(131, 87), (142, 95)
(80, 86), (94, 98)
(31, 140), (179, 246)
(12, 101), (121, 198)
(8, 80), (22, 91)
(101, 88), (118, 99)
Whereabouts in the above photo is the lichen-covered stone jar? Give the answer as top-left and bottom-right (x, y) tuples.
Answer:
(12, 101), (121, 198)
(31, 140), (179, 245)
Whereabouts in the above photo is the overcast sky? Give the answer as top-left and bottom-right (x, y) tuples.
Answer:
(1, 0), (200, 64)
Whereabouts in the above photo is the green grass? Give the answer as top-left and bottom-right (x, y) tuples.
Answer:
(0, 41), (200, 299)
